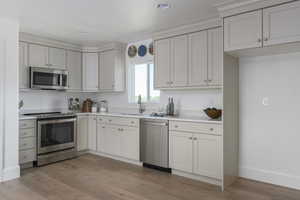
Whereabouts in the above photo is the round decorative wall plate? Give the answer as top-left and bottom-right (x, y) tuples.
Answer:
(149, 42), (154, 55)
(128, 45), (137, 58)
(138, 45), (147, 57)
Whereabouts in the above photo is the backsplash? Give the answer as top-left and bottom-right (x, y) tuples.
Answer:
(89, 89), (222, 117)
(19, 91), (88, 113)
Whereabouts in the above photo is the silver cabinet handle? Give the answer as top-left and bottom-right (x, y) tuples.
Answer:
(174, 125), (179, 128)
(170, 81), (173, 84)
(189, 137), (193, 140)
(257, 38), (262, 43)
(210, 128), (214, 131)
(264, 37), (268, 42)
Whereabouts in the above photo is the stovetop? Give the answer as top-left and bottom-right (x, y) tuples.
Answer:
(23, 111), (76, 119)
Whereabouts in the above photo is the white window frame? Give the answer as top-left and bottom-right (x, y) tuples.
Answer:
(128, 61), (160, 104)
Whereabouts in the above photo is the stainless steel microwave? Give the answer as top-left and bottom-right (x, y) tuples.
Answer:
(30, 67), (68, 90)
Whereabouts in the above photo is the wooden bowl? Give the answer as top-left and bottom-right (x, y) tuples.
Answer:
(204, 108), (222, 119)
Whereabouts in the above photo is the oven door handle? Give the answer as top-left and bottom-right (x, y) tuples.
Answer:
(38, 118), (76, 125)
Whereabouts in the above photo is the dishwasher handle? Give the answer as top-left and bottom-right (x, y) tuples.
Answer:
(143, 122), (168, 126)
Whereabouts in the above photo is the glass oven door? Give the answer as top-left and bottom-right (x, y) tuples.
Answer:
(38, 118), (76, 154)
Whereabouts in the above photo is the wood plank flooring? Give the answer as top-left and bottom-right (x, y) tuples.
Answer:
(0, 154), (299, 200)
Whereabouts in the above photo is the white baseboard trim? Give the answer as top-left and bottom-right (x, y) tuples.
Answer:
(89, 151), (142, 166)
(172, 169), (222, 187)
(239, 167), (300, 190)
(2, 165), (20, 182)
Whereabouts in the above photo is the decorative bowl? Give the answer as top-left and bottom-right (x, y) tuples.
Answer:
(204, 108), (222, 119)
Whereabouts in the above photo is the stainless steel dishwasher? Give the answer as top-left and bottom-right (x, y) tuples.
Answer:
(141, 118), (170, 171)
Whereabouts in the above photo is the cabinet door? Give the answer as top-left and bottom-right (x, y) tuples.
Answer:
(82, 53), (99, 91)
(224, 10), (262, 51)
(120, 127), (139, 160)
(28, 44), (48, 67)
(154, 39), (171, 88)
(103, 125), (121, 156)
(263, 1), (300, 46)
(99, 50), (115, 91)
(88, 115), (97, 151)
(171, 35), (188, 87)
(97, 120), (105, 152)
(77, 116), (88, 151)
(48, 47), (66, 69)
(169, 131), (193, 173)
(207, 28), (222, 86)
(193, 134), (222, 179)
(19, 42), (29, 89)
(67, 51), (82, 91)
(188, 31), (208, 86)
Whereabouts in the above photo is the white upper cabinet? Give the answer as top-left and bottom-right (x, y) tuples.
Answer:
(99, 50), (124, 92)
(82, 52), (99, 91)
(19, 42), (29, 89)
(67, 50), (82, 91)
(48, 47), (66, 69)
(188, 31), (208, 86)
(171, 35), (188, 87)
(28, 44), (48, 68)
(28, 44), (67, 69)
(224, 10), (263, 51)
(154, 28), (222, 89)
(263, 1), (300, 46)
(208, 28), (223, 86)
(193, 134), (222, 179)
(154, 39), (171, 88)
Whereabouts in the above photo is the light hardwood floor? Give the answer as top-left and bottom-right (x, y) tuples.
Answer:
(0, 154), (299, 200)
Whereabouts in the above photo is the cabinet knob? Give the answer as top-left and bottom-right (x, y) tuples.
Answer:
(102, 126), (105, 128)
(264, 37), (269, 42)
(193, 137), (197, 140)
(170, 81), (173, 84)
(210, 128), (214, 131)
(109, 119), (112, 122)
(189, 137), (193, 140)
(257, 38), (262, 43)
(131, 121), (134, 124)
(174, 125), (179, 128)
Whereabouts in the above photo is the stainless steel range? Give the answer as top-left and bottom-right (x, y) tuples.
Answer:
(23, 112), (77, 166)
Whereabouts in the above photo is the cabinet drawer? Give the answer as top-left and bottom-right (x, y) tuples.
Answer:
(98, 116), (139, 127)
(20, 128), (35, 138)
(19, 137), (36, 150)
(19, 149), (36, 164)
(169, 121), (222, 135)
(19, 120), (35, 129)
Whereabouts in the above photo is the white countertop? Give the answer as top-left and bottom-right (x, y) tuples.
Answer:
(76, 112), (222, 124)
(19, 112), (222, 124)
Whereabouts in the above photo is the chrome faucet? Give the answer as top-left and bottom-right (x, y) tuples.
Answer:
(137, 95), (145, 114)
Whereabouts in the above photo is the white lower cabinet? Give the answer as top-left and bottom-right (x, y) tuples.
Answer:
(77, 115), (89, 151)
(120, 127), (139, 160)
(169, 131), (193, 173)
(97, 116), (140, 161)
(193, 134), (222, 179)
(88, 115), (97, 151)
(169, 121), (222, 180)
(19, 119), (36, 165)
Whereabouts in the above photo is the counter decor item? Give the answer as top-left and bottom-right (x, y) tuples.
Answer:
(99, 100), (108, 113)
(82, 98), (93, 113)
(138, 45), (147, 57)
(204, 108), (222, 119)
(166, 97), (175, 116)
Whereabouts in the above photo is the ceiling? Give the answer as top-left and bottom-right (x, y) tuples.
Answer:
(1, 0), (248, 46)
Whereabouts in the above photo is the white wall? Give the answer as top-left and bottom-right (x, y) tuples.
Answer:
(239, 52), (300, 190)
(0, 18), (20, 181)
